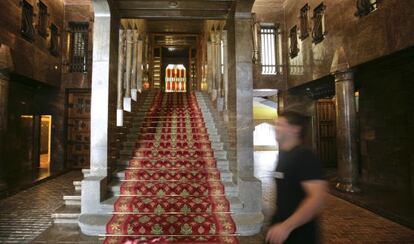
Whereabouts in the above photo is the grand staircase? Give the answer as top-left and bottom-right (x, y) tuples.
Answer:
(53, 89), (262, 242)
(103, 91), (238, 243)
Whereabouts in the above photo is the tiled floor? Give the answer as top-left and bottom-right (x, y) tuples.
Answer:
(0, 171), (82, 243)
(1, 153), (414, 243)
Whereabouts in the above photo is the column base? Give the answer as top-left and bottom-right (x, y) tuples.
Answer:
(123, 97), (131, 112)
(336, 182), (361, 193)
(211, 89), (218, 101)
(116, 109), (123, 127)
(131, 89), (138, 101)
(216, 97), (224, 111)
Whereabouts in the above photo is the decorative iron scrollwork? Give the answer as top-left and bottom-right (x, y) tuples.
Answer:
(38, 1), (48, 37)
(50, 24), (59, 56)
(20, 0), (35, 41)
(289, 26), (299, 58)
(299, 4), (310, 40)
(312, 3), (326, 44)
(69, 22), (89, 72)
(355, 0), (377, 17)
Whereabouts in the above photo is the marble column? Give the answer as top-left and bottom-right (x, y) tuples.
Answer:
(232, 10), (263, 217)
(210, 32), (218, 101)
(216, 31), (224, 111)
(206, 41), (213, 95)
(222, 31), (229, 114)
(123, 29), (132, 112)
(82, 0), (111, 215)
(116, 29), (125, 127)
(130, 30), (138, 101)
(136, 39), (143, 92)
(334, 70), (360, 193)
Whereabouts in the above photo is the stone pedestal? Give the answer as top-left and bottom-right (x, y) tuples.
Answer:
(334, 70), (360, 193)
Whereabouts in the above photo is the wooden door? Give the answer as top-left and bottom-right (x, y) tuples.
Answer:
(315, 99), (337, 167)
(66, 90), (91, 169)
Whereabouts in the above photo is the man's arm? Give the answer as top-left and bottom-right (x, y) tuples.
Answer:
(266, 180), (327, 244)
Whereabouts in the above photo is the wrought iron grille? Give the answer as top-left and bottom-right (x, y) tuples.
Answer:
(38, 1), (48, 37)
(299, 4), (310, 40)
(21, 0), (35, 41)
(312, 3), (326, 44)
(355, 0), (378, 17)
(69, 22), (89, 73)
(50, 24), (59, 56)
(260, 25), (277, 75)
(289, 25), (299, 58)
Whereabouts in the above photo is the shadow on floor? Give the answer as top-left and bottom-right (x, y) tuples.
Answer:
(0, 168), (64, 199)
(325, 168), (414, 229)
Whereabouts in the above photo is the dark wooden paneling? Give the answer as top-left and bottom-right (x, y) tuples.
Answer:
(66, 90), (91, 169)
(316, 99), (337, 167)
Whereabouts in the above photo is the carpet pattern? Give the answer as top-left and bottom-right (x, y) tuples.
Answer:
(104, 92), (238, 244)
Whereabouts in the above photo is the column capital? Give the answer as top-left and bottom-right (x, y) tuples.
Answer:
(235, 12), (252, 19)
(333, 69), (354, 82)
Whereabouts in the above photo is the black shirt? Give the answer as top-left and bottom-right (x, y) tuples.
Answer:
(272, 145), (324, 244)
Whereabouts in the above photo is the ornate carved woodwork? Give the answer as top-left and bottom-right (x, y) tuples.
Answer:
(67, 90), (91, 169)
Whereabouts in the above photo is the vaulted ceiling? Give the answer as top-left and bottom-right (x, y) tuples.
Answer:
(113, 0), (235, 20)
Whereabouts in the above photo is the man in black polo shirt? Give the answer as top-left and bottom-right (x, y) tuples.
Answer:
(266, 111), (327, 244)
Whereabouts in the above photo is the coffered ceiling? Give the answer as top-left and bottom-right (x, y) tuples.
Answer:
(113, 0), (235, 20)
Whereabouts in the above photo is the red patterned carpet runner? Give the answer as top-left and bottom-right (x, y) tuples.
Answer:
(104, 92), (238, 244)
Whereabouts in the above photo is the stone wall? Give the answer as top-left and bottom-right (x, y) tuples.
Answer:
(284, 0), (414, 88)
(357, 47), (414, 195)
(0, 0), (64, 86)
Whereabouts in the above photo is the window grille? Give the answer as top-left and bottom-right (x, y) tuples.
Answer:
(38, 1), (48, 37)
(260, 25), (277, 75)
(50, 23), (59, 56)
(220, 40), (224, 75)
(69, 22), (89, 72)
(21, 0), (35, 41)
(312, 3), (326, 44)
(355, 0), (378, 17)
(289, 26), (299, 58)
(299, 4), (310, 40)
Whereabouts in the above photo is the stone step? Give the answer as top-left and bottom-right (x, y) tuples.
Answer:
(73, 181), (82, 192)
(232, 212), (264, 236)
(63, 194), (81, 206)
(82, 169), (91, 177)
(51, 205), (80, 224)
(122, 141), (223, 151)
(112, 169), (233, 182)
(108, 180), (238, 198)
(116, 159), (230, 171)
(214, 150), (227, 160)
(99, 195), (242, 214)
(78, 214), (111, 236)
